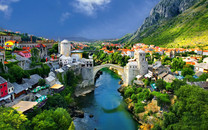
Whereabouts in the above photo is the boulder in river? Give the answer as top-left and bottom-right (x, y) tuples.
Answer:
(73, 110), (84, 118)
(89, 114), (94, 118)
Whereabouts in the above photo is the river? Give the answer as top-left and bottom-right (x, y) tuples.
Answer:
(74, 69), (138, 130)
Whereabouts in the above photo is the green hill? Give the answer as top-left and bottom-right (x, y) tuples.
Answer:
(120, 0), (208, 48)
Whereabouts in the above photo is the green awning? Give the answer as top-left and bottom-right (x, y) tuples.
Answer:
(31, 85), (50, 93)
(36, 95), (47, 103)
(31, 86), (42, 93)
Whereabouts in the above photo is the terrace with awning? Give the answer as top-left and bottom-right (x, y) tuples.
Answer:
(50, 84), (64, 92)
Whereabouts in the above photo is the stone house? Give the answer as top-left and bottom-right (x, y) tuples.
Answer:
(163, 74), (176, 83)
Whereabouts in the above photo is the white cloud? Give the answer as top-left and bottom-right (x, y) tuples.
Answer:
(0, 0), (20, 17)
(60, 12), (70, 23)
(0, 5), (8, 12)
(73, 0), (111, 16)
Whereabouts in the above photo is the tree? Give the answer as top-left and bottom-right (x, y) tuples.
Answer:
(156, 79), (166, 91)
(53, 108), (72, 130)
(32, 108), (72, 130)
(171, 79), (186, 91)
(43, 94), (68, 109)
(131, 94), (137, 102)
(143, 78), (151, 87)
(31, 47), (40, 62)
(134, 103), (145, 113)
(183, 64), (194, 70)
(184, 75), (195, 82)
(166, 83), (173, 92)
(171, 58), (185, 71)
(0, 107), (29, 129)
(152, 123), (161, 130)
(163, 112), (178, 128)
(152, 91), (170, 106)
(38, 79), (46, 86)
(68, 122), (75, 130)
(124, 87), (134, 97)
(9, 65), (25, 83)
(49, 43), (58, 55)
(65, 93), (74, 104)
(162, 85), (208, 129)
(82, 51), (89, 59)
(198, 73), (208, 81)
(181, 68), (194, 77)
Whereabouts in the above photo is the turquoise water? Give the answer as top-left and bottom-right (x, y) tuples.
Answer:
(74, 70), (138, 130)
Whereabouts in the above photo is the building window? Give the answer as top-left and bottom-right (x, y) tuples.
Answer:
(9, 89), (10, 92)
(0, 86), (2, 89)
(4, 84), (6, 87)
(1, 92), (3, 95)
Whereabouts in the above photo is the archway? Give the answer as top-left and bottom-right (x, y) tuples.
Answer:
(93, 64), (125, 83)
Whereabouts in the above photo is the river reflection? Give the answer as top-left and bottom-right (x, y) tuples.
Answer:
(74, 69), (138, 130)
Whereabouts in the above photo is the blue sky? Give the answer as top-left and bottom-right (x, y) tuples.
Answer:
(0, 0), (159, 40)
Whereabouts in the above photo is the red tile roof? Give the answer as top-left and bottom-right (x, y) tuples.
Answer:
(186, 62), (196, 65)
(21, 50), (30, 54)
(36, 43), (46, 48)
(0, 46), (4, 50)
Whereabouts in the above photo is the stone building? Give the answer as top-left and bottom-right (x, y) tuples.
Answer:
(59, 55), (72, 67)
(135, 50), (148, 75)
(36, 43), (47, 59)
(124, 61), (139, 85)
(124, 49), (148, 85)
(0, 35), (21, 47)
(0, 52), (4, 65)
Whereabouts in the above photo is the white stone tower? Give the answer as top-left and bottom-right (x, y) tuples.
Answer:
(135, 50), (148, 75)
(60, 40), (71, 57)
(124, 61), (139, 86)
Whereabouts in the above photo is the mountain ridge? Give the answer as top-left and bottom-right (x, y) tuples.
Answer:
(117, 0), (208, 48)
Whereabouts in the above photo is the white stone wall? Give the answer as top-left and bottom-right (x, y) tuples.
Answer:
(124, 63), (139, 86)
(82, 67), (94, 86)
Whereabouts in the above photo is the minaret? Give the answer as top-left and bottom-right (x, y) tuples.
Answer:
(58, 38), (61, 54)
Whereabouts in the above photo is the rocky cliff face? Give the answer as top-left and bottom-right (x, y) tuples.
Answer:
(140, 0), (200, 31)
(128, 0), (201, 43)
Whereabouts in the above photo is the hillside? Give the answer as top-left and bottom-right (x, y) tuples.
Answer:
(120, 0), (208, 48)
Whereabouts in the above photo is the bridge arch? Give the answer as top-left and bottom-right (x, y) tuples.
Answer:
(93, 64), (125, 82)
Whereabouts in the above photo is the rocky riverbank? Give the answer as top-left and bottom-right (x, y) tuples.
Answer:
(69, 104), (84, 119)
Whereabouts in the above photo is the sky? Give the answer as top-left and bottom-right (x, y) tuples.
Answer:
(0, 0), (159, 40)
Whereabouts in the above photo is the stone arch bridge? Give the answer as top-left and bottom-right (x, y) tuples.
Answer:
(93, 64), (125, 81)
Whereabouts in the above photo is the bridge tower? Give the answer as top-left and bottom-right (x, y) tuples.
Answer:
(135, 50), (148, 75)
(124, 61), (139, 86)
(81, 58), (94, 86)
